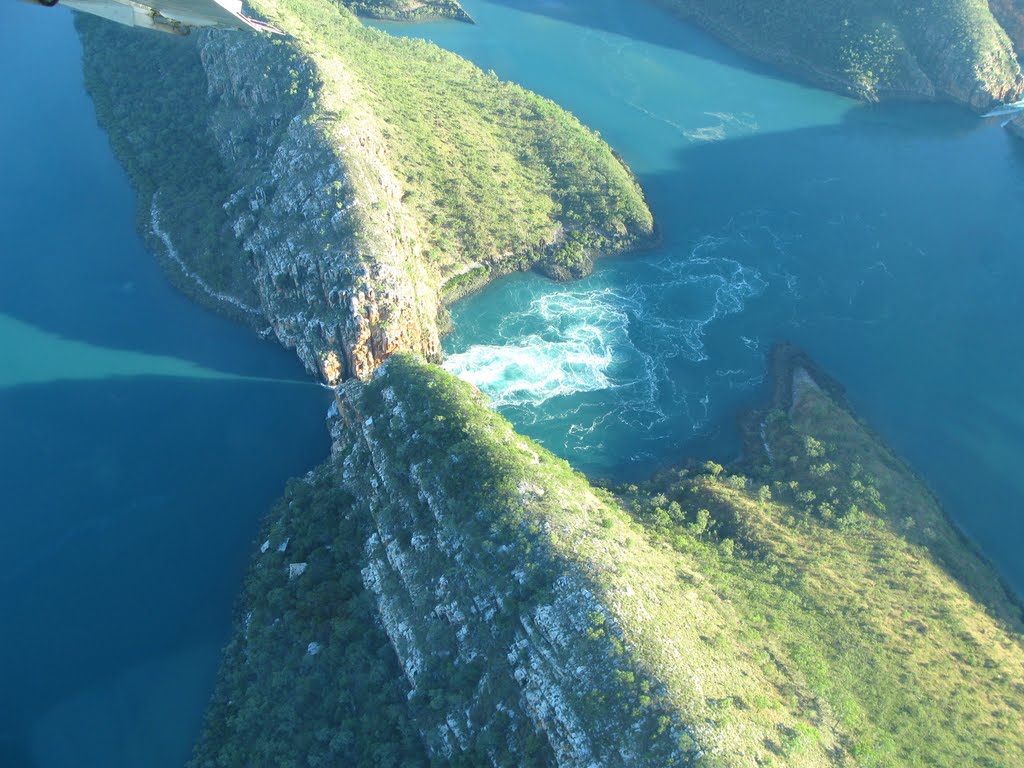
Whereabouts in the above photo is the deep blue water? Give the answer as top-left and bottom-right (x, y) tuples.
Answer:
(0, 5), (329, 766)
(380, 0), (1024, 596)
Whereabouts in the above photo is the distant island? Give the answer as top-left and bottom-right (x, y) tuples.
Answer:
(342, 0), (473, 23)
(75, 0), (1024, 765)
(652, 0), (1024, 111)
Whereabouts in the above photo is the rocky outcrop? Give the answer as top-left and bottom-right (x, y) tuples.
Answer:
(191, 353), (1024, 767)
(78, 18), (442, 381)
(326, 363), (694, 766)
(195, 31), (441, 382)
(195, 32), (443, 382)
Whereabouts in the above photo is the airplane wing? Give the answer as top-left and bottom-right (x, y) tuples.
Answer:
(25, 0), (280, 34)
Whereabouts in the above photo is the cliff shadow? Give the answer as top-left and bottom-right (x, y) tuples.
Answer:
(0, 375), (330, 768)
(481, 0), (804, 81)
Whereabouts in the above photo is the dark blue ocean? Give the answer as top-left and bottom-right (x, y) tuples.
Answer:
(0, 5), (329, 766)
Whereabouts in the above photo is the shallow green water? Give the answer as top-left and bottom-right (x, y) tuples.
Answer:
(0, 6), (329, 766)
(380, 0), (1024, 595)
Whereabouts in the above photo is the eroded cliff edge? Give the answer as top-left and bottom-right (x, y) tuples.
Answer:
(77, 1), (652, 383)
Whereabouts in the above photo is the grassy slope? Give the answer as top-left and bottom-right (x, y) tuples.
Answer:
(252, 0), (653, 295)
(366, 357), (1024, 767)
(192, 355), (1024, 766)
(359, 357), (834, 766)
(651, 0), (1022, 106)
(626, 368), (1024, 766)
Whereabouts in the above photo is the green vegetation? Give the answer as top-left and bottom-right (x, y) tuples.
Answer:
(77, 17), (261, 310)
(350, 356), (693, 765)
(189, 470), (429, 768)
(193, 354), (1024, 766)
(652, 0), (1023, 106)
(340, 0), (472, 23)
(252, 0), (653, 290)
(79, 0), (652, 342)
(620, 356), (1024, 766)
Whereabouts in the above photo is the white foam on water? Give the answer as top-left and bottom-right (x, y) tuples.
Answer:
(444, 235), (768, 460)
(444, 287), (636, 408)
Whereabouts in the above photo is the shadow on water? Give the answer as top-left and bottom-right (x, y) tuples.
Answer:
(0, 375), (330, 767)
(0, 3), (295, 378)
(0, 739), (34, 768)
(632, 103), (1024, 597)
(480, 0), (775, 78)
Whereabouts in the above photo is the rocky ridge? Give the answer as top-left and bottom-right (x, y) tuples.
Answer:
(327, 364), (695, 766)
(195, 31), (442, 382)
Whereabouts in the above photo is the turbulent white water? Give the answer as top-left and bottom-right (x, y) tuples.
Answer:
(444, 237), (767, 463)
(444, 288), (628, 407)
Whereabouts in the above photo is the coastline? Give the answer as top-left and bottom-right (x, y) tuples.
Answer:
(648, 0), (1022, 111)
(741, 342), (1024, 623)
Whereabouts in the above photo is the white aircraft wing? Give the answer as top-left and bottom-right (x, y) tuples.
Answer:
(29, 0), (280, 34)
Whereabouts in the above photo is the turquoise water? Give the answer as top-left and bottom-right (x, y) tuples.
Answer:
(0, 6), (329, 766)
(379, 0), (1024, 595)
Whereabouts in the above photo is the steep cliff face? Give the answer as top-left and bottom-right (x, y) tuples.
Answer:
(79, 20), (440, 380)
(192, 357), (833, 767)
(190, 359), (697, 767)
(77, 2), (652, 383)
(652, 0), (1024, 110)
(195, 32), (443, 381)
(325, 359), (697, 766)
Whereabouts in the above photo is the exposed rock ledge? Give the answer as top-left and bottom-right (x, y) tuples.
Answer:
(196, 30), (442, 383)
